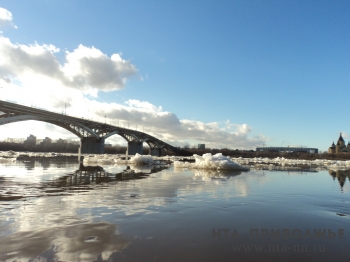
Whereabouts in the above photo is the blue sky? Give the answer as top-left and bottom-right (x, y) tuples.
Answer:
(0, 0), (349, 151)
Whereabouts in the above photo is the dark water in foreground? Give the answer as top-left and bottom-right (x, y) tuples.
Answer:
(0, 157), (349, 262)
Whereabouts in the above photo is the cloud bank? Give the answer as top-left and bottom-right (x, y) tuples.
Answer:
(0, 37), (137, 91)
(98, 100), (266, 149)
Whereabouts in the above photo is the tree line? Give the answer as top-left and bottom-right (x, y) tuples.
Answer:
(0, 141), (80, 153)
(0, 142), (151, 155)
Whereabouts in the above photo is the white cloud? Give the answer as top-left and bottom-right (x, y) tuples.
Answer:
(62, 45), (137, 91)
(92, 99), (266, 149)
(0, 36), (137, 92)
(0, 37), (62, 82)
(0, 7), (16, 28)
(341, 132), (350, 139)
(0, 7), (12, 25)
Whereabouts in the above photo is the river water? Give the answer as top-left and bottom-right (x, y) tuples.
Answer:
(0, 156), (349, 262)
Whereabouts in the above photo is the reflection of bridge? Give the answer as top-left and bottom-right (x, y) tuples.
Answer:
(49, 163), (169, 188)
(0, 100), (188, 155)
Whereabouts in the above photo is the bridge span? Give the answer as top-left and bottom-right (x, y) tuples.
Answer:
(0, 100), (187, 156)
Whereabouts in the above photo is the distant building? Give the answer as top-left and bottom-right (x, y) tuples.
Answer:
(40, 137), (52, 145)
(256, 146), (318, 154)
(67, 139), (80, 145)
(4, 138), (25, 143)
(198, 144), (205, 149)
(23, 134), (36, 146)
(328, 133), (350, 153)
(56, 138), (66, 144)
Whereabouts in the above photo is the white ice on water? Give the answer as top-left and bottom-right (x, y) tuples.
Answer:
(0, 157), (16, 163)
(3, 149), (350, 171)
(115, 153), (154, 165)
(174, 153), (249, 171)
(0, 150), (19, 158)
(83, 153), (154, 166)
(232, 156), (350, 171)
(0, 150), (19, 163)
(0, 151), (78, 157)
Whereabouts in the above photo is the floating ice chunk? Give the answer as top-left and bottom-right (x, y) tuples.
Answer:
(129, 165), (153, 173)
(97, 158), (114, 165)
(174, 153), (249, 171)
(113, 153), (154, 165)
(0, 157), (16, 163)
(128, 153), (153, 165)
(174, 161), (193, 168)
(83, 156), (99, 163)
(0, 150), (19, 158)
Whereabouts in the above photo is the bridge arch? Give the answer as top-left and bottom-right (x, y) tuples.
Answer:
(0, 100), (184, 155)
(104, 132), (166, 155)
(0, 115), (99, 139)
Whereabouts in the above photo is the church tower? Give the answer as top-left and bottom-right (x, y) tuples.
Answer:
(328, 133), (350, 153)
(338, 133), (345, 147)
(336, 133), (345, 153)
(328, 142), (336, 153)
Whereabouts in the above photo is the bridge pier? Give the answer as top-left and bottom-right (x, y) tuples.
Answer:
(80, 137), (105, 154)
(127, 141), (143, 155)
(150, 148), (162, 156)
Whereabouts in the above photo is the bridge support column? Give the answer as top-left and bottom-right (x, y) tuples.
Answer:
(80, 137), (105, 154)
(149, 148), (162, 156)
(127, 141), (143, 155)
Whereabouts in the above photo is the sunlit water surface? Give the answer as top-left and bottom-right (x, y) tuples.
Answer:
(0, 156), (349, 262)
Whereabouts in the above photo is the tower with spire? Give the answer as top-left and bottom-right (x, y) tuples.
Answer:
(328, 133), (350, 153)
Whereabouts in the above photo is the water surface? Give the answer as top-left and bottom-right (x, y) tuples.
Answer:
(0, 156), (349, 261)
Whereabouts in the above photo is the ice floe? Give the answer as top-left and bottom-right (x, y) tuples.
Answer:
(115, 154), (154, 165)
(3, 150), (350, 171)
(0, 157), (16, 163)
(81, 153), (173, 168)
(0, 151), (79, 158)
(174, 153), (249, 171)
(231, 156), (350, 171)
(0, 150), (19, 158)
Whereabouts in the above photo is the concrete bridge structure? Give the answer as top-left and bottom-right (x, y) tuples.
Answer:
(0, 100), (188, 156)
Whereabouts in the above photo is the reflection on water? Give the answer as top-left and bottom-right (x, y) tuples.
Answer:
(329, 169), (350, 192)
(0, 222), (130, 261)
(0, 157), (349, 261)
(19, 156), (79, 171)
(193, 169), (243, 179)
(47, 163), (169, 191)
(0, 158), (170, 201)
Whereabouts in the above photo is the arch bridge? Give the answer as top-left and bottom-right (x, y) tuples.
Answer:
(0, 100), (187, 156)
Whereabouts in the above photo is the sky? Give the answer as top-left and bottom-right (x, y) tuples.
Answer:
(0, 0), (349, 151)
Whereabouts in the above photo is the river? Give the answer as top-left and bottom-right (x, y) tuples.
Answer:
(0, 155), (349, 261)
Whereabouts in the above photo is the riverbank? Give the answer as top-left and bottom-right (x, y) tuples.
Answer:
(1, 147), (349, 161)
(184, 148), (350, 161)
